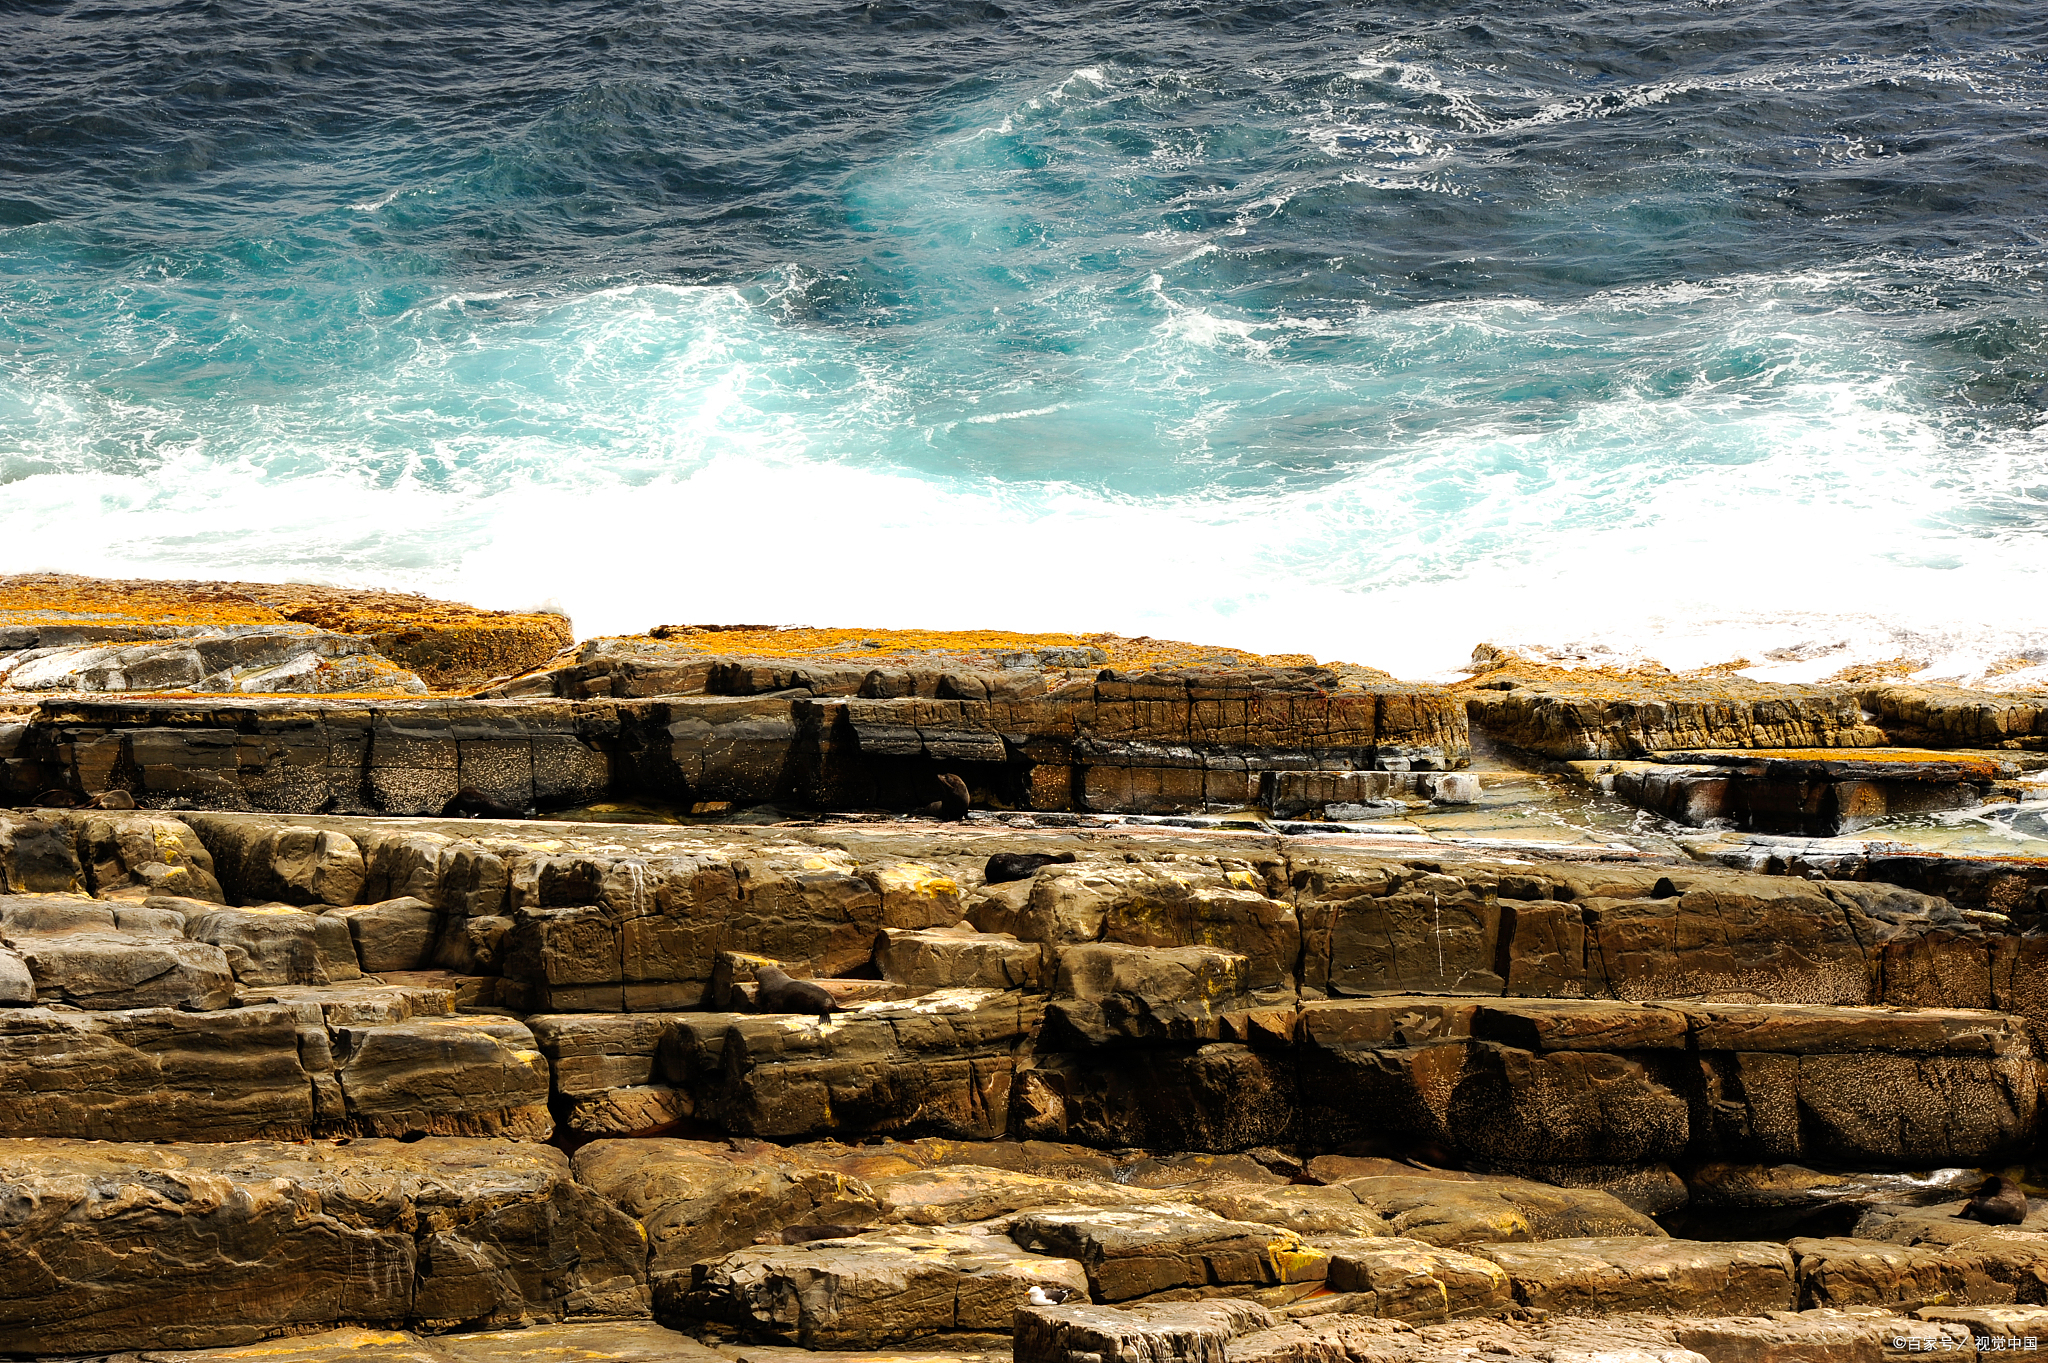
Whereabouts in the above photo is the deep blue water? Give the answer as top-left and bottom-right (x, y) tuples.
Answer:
(4, 0), (2048, 675)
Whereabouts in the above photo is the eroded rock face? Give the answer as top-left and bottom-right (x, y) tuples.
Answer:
(573, 1138), (887, 1306)
(1008, 1204), (1327, 1303)
(685, 1226), (1089, 1347)
(1472, 1237), (1798, 1317)
(0, 1137), (647, 1353)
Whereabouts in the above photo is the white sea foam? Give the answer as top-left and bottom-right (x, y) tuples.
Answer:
(5, 256), (2045, 685)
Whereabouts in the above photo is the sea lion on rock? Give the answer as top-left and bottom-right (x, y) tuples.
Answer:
(985, 851), (1077, 884)
(442, 786), (528, 820)
(1959, 1175), (2030, 1225)
(929, 773), (970, 822)
(29, 790), (78, 808)
(83, 790), (136, 809)
(755, 965), (837, 1017)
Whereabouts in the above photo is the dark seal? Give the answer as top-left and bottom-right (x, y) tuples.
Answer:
(985, 851), (1077, 884)
(83, 790), (137, 810)
(755, 964), (837, 1017)
(931, 773), (970, 822)
(442, 786), (528, 820)
(1959, 1175), (2030, 1226)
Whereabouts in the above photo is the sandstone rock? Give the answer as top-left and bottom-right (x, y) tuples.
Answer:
(875, 1165), (1159, 1226)
(530, 1012), (695, 1136)
(1013, 1299), (1277, 1363)
(0, 1002), (314, 1138)
(331, 896), (440, 973)
(202, 821), (368, 906)
(867, 862), (967, 928)
(1465, 676), (1884, 761)
(1340, 1176), (1665, 1247)
(1008, 1204), (1326, 1303)
(6, 920), (235, 1009)
(1186, 1182), (1392, 1239)
(185, 903), (334, 985)
(331, 1014), (551, 1140)
(1049, 942), (1255, 1045)
(878, 926), (1041, 990)
(685, 1226), (1089, 1347)
(79, 812), (225, 901)
(1033, 1043), (1298, 1152)
(573, 1138), (886, 1304)
(1311, 1237), (1512, 1323)
(0, 1136), (646, 1352)
(1473, 1236), (1796, 1316)
(0, 811), (86, 893)
(1785, 1234), (2048, 1309)
(1671, 1308), (1960, 1363)
(664, 989), (1041, 1141)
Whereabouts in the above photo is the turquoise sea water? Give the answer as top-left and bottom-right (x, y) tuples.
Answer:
(4, 1), (2047, 676)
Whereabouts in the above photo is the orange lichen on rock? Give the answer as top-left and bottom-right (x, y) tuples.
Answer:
(0, 574), (571, 692)
(635, 623), (1343, 675)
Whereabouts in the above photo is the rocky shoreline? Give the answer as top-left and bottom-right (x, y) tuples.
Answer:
(6, 578), (2048, 1361)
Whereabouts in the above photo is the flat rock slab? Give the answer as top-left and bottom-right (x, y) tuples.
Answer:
(1791, 1233), (2048, 1309)
(573, 1138), (887, 1295)
(1317, 1236), (1511, 1322)
(684, 1226), (1089, 1348)
(874, 1164), (1161, 1227)
(1338, 1175), (1664, 1246)
(137, 1323), (727, 1363)
(0, 994), (550, 1142)
(1473, 1236), (1796, 1316)
(1008, 1205), (1326, 1303)
(1014, 1299), (1276, 1363)
(0, 1137), (648, 1354)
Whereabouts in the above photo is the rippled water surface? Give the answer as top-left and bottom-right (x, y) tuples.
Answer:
(4, 0), (2047, 672)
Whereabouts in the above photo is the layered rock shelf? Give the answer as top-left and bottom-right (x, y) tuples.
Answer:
(7, 581), (2048, 1361)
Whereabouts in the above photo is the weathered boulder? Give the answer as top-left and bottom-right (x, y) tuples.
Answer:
(0, 811), (87, 894)
(1, 901), (236, 1010)
(79, 812), (225, 901)
(0, 1137), (646, 1352)
(1007, 1204), (1326, 1303)
(200, 820), (368, 906)
(573, 1138), (886, 1307)
(1319, 1237), (1512, 1322)
(1472, 1237), (1797, 1316)
(878, 926), (1041, 991)
(662, 989), (1042, 1140)
(185, 903), (344, 985)
(684, 1227), (1089, 1346)
(330, 896), (441, 973)
(1048, 942), (1257, 1045)
(1028, 1043), (1298, 1152)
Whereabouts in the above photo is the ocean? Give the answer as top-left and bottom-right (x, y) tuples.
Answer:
(3, 0), (2046, 680)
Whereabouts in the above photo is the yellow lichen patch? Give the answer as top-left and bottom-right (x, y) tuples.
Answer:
(628, 623), (1331, 674)
(0, 573), (571, 693)
(1268, 1241), (1329, 1283)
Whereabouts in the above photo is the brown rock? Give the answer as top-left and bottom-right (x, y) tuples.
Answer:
(685, 1227), (1089, 1347)
(1473, 1236), (1796, 1316)
(1013, 1299), (1276, 1363)
(1008, 1204), (1327, 1303)
(573, 1138), (886, 1305)
(0, 1136), (646, 1353)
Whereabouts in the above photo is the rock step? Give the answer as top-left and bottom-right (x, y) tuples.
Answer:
(0, 1137), (646, 1354)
